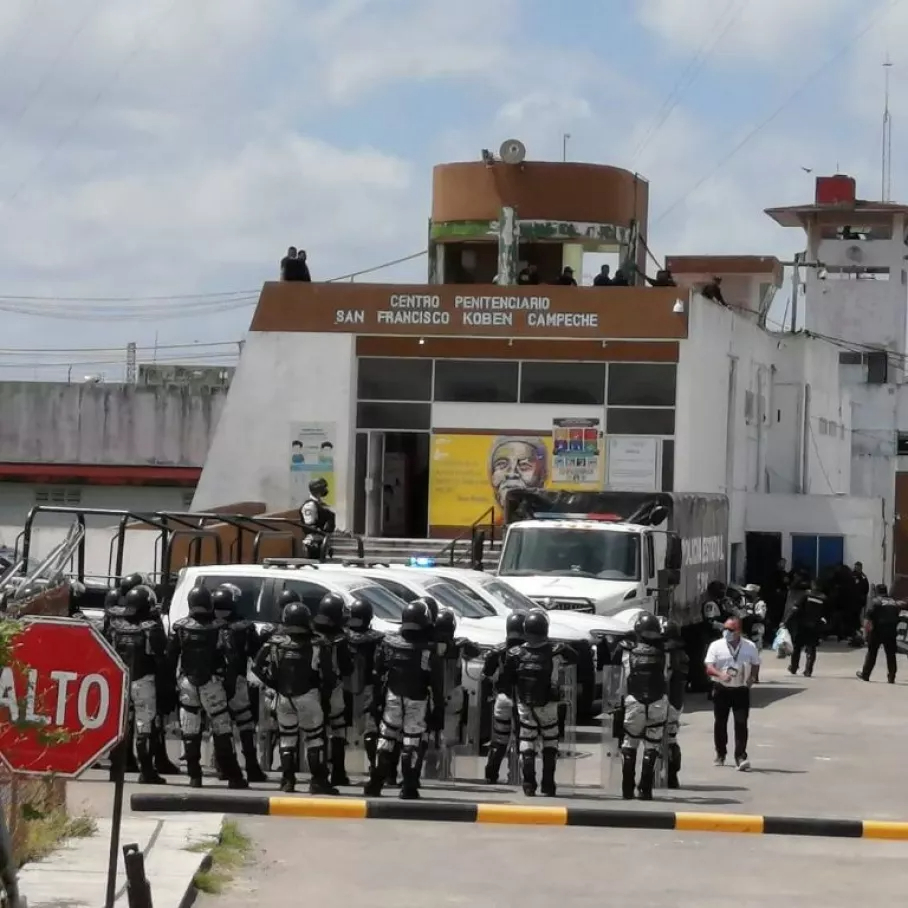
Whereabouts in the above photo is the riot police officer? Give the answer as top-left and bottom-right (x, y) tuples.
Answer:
(426, 608), (480, 778)
(619, 612), (669, 801)
(300, 477), (336, 559)
(252, 592), (337, 794)
(500, 608), (577, 798)
(365, 601), (443, 799)
(786, 581), (827, 677)
(482, 611), (525, 784)
(857, 583), (901, 683)
(105, 585), (169, 785)
(345, 597), (385, 774)
(116, 572), (180, 776)
(212, 583), (267, 782)
(314, 592), (354, 787)
(167, 586), (247, 789)
(663, 619), (688, 790)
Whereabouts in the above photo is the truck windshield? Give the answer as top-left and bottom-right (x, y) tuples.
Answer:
(499, 527), (641, 581)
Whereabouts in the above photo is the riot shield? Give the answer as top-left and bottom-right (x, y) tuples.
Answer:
(344, 649), (370, 778)
(599, 663), (624, 792)
(554, 662), (577, 790)
(423, 649), (484, 783)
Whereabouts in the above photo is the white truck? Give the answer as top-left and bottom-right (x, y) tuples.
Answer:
(496, 491), (729, 624)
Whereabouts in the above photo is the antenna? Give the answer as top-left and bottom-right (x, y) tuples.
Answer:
(882, 55), (893, 202)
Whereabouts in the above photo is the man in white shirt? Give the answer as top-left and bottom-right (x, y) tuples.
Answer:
(704, 617), (761, 771)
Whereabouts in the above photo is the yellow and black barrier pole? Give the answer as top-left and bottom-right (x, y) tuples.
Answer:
(130, 793), (908, 840)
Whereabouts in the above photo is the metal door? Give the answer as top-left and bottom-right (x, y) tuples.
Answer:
(365, 432), (386, 537)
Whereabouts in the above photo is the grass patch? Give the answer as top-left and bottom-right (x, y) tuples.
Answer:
(188, 820), (252, 896)
(17, 809), (98, 866)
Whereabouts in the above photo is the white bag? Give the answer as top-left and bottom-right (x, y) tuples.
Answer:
(772, 626), (793, 658)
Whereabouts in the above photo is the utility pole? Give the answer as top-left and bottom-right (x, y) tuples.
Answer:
(882, 55), (893, 202)
(562, 133), (570, 162)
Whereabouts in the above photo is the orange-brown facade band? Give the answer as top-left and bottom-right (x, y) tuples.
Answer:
(250, 282), (688, 340)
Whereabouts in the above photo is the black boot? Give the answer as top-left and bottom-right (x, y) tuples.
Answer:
(484, 743), (507, 784)
(184, 735), (204, 788)
(279, 749), (297, 793)
(520, 751), (537, 797)
(135, 736), (166, 785)
(387, 742), (401, 787)
(151, 721), (180, 775)
(399, 747), (420, 800)
(240, 730), (268, 783)
(638, 751), (657, 801)
(308, 745), (339, 795)
(540, 747), (557, 797)
(621, 748), (636, 801)
(329, 737), (351, 787)
(363, 733), (378, 773)
(213, 733), (248, 789)
(364, 748), (394, 796)
(804, 652), (816, 678)
(667, 743), (681, 790)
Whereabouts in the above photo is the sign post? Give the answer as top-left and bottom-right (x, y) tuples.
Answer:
(0, 616), (129, 908)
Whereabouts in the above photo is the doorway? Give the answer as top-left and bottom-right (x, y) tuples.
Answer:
(353, 431), (430, 538)
(745, 531), (782, 587)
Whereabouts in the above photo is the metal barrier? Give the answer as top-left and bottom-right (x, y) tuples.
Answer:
(123, 843), (154, 908)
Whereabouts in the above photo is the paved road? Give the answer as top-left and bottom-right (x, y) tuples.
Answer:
(70, 645), (908, 906)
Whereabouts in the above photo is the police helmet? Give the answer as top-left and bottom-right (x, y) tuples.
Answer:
(119, 572), (151, 596)
(309, 477), (329, 498)
(212, 583), (241, 617)
(659, 617), (681, 641)
(875, 582), (889, 596)
(706, 580), (726, 599)
(103, 589), (120, 612)
(634, 612), (662, 641)
(413, 596), (439, 624)
(401, 601), (431, 633)
(523, 608), (549, 644)
(277, 588), (302, 611)
(505, 611), (526, 643)
(187, 585), (213, 616)
(315, 592), (346, 630)
(348, 597), (373, 631)
(123, 584), (156, 618)
(435, 608), (456, 640)
(282, 601), (312, 633)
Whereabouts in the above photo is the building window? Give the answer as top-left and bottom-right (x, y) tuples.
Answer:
(607, 408), (676, 435)
(34, 486), (82, 505)
(519, 362), (605, 405)
(356, 402), (431, 431)
(433, 360), (518, 403)
(607, 363), (676, 407)
(897, 432), (908, 455)
(661, 439), (674, 492)
(357, 357), (432, 401)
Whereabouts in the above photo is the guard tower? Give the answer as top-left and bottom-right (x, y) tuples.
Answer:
(429, 141), (649, 285)
(766, 175), (908, 379)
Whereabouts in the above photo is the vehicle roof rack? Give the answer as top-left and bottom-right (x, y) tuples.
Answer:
(262, 558), (324, 569)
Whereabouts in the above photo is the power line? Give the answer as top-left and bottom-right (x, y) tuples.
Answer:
(633, 0), (748, 160)
(0, 339), (242, 355)
(0, 350), (240, 371)
(653, 0), (906, 227)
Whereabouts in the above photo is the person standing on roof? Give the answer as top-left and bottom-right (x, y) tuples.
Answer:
(705, 617), (761, 771)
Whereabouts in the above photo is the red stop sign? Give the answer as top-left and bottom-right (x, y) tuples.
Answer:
(0, 616), (129, 777)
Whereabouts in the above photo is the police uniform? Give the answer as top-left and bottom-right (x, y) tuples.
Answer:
(365, 601), (441, 799)
(858, 586), (902, 683)
(252, 595), (336, 794)
(482, 612), (525, 784)
(619, 613), (669, 801)
(787, 589), (826, 676)
(212, 584), (267, 782)
(167, 587), (247, 789)
(300, 477), (336, 559)
(345, 599), (385, 773)
(500, 609), (576, 798)
(664, 626), (689, 790)
(105, 585), (168, 784)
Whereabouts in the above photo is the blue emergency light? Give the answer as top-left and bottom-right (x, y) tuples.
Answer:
(533, 512), (623, 522)
(408, 556), (437, 567)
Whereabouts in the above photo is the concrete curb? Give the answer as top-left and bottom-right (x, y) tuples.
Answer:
(178, 849), (214, 908)
(130, 793), (908, 840)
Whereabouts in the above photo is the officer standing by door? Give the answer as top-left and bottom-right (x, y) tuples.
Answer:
(857, 583), (901, 683)
(300, 477), (336, 559)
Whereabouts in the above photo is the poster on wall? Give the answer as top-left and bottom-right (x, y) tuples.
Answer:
(289, 421), (336, 507)
(551, 417), (603, 485)
(428, 429), (605, 528)
(606, 436), (659, 492)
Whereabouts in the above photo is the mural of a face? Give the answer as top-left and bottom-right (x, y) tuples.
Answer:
(488, 437), (547, 509)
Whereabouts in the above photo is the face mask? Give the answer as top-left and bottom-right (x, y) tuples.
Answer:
(723, 629), (739, 642)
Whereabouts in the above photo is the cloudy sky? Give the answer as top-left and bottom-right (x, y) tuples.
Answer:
(0, 0), (905, 378)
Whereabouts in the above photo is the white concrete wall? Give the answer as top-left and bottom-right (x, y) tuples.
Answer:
(432, 402), (604, 432)
(745, 492), (886, 583)
(192, 332), (357, 527)
(0, 382), (226, 466)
